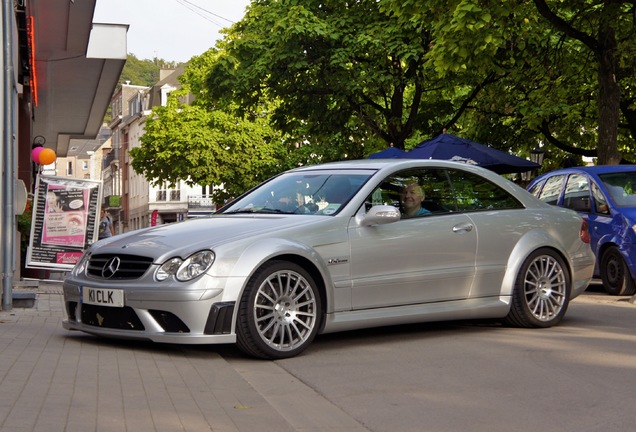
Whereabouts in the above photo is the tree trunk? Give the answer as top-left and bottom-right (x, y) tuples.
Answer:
(596, 8), (621, 165)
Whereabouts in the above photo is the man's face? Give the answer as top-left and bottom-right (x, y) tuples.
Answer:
(400, 183), (424, 212)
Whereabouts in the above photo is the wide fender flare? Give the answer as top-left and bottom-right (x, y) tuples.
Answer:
(595, 232), (636, 277)
(499, 229), (571, 297)
(220, 237), (333, 306)
(595, 231), (628, 256)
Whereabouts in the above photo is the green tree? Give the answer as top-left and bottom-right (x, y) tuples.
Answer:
(404, 0), (597, 161)
(129, 51), (286, 202)
(387, 0), (636, 165)
(119, 54), (181, 87)
(206, 0), (502, 153)
(531, 0), (636, 165)
(129, 98), (284, 203)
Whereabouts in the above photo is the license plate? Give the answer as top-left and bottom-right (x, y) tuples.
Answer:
(82, 287), (124, 307)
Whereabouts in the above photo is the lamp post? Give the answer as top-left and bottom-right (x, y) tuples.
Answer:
(522, 145), (546, 183)
(530, 145), (546, 167)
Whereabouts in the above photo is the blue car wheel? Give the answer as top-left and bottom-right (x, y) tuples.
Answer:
(600, 246), (636, 296)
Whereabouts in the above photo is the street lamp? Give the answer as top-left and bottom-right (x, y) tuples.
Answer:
(530, 145), (546, 167)
(521, 145), (546, 184)
(521, 169), (533, 182)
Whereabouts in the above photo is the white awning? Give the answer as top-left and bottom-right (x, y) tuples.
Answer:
(29, 0), (127, 156)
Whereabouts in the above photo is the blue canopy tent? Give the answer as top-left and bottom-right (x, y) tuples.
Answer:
(368, 146), (407, 159)
(403, 134), (540, 175)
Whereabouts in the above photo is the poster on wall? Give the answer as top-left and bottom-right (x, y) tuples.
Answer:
(26, 175), (102, 270)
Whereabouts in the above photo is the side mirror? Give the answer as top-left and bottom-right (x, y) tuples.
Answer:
(358, 205), (401, 226)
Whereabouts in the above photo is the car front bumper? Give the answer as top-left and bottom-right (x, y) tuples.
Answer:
(62, 282), (237, 345)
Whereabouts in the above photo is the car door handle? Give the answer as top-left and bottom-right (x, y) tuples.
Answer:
(452, 223), (474, 233)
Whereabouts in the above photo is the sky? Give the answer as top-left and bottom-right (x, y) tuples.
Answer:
(94, 0), (252, 63)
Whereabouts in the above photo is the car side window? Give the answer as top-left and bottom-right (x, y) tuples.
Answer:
(365, 168), (453, 217)
(537, 175), (565, 205)
(445, 169), (524, 211)
(563, 174), (591, 212)
(528, 181), (544, 197)
(598, 172), (636, 207)
(591, 182), (610, 215)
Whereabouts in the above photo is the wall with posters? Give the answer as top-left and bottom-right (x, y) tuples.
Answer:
(26, 175), (102, 270)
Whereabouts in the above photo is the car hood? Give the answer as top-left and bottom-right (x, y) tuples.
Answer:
(93, 215), (327, 259)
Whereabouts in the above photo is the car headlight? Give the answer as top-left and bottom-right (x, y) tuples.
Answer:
(156, 250), (215, 282)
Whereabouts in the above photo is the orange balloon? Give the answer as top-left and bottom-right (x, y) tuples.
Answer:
(38, 148), (57, 165)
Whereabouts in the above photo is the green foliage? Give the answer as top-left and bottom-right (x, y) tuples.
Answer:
(206, 0), (483, 151)
(382, 0), (636, 166)
(132, 0), (636, 197)
(129, 94), (284, 203)
(120, 54), (181, 87)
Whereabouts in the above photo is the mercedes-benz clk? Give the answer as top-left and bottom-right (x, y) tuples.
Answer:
(63, 159), (595, 359)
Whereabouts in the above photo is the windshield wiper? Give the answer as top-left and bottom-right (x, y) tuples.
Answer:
(223, 207), (294, 215)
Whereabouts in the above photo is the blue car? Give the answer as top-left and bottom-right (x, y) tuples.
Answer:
(528, 165), (636, 295)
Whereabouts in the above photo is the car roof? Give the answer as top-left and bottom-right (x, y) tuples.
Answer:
(539, 165), (636, 176)
(530, 165), (636, 185)
(290, 158), (495, 173)
(290, 157), (529, 185)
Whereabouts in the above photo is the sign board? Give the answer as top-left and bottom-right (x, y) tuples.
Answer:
(26, 175), (102, 270)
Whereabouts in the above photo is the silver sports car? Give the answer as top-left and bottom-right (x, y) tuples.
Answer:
(63, 159), (595, 359)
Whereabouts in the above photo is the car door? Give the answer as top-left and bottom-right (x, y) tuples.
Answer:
(348, 168), (477, 309)
(560, 174), (613, 258)
(585, 180), (613, 259)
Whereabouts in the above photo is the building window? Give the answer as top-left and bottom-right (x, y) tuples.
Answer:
(67, 161), (73, 176)
(157, 183), (181, 202)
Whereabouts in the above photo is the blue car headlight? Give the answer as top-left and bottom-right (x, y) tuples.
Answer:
(156, 250), (215, 282)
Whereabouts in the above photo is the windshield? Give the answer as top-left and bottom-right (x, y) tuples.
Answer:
(599, 171), (636, 207)
(221, 170), (373, 215)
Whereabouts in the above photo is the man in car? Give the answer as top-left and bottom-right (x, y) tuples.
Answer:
(399, 180), (431, 218)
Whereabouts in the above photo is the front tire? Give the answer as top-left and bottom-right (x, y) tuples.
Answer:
(236, 260), (321, 359)
(504, 248), (570, 328)
(600, 246), (636, 296)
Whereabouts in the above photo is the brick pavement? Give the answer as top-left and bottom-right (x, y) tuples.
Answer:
(0, 282), (368, 432)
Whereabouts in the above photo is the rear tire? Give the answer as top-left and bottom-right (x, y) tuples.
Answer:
(504, 248), (570, 328)
(600, 246), (636, 296)
(236, 260), (321, 359)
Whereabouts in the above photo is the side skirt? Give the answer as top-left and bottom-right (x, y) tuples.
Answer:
(321, 296), (511, 334)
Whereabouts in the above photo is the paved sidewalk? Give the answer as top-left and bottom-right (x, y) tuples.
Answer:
(0, 282), (368, 432)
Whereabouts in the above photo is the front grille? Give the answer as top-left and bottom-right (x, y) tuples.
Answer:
(87, 253), (154, 280)
(81, 304), (145, 330)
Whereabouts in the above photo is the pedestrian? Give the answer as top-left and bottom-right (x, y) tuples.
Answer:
(98, 209), (115, 239)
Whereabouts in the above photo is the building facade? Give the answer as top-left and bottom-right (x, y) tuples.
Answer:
(112, 69), (216, 233)
(1, 0), (126, 304)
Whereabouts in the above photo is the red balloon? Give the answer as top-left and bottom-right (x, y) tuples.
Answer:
(39, 148), (57, 165)
(31, 146), (44, 163)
